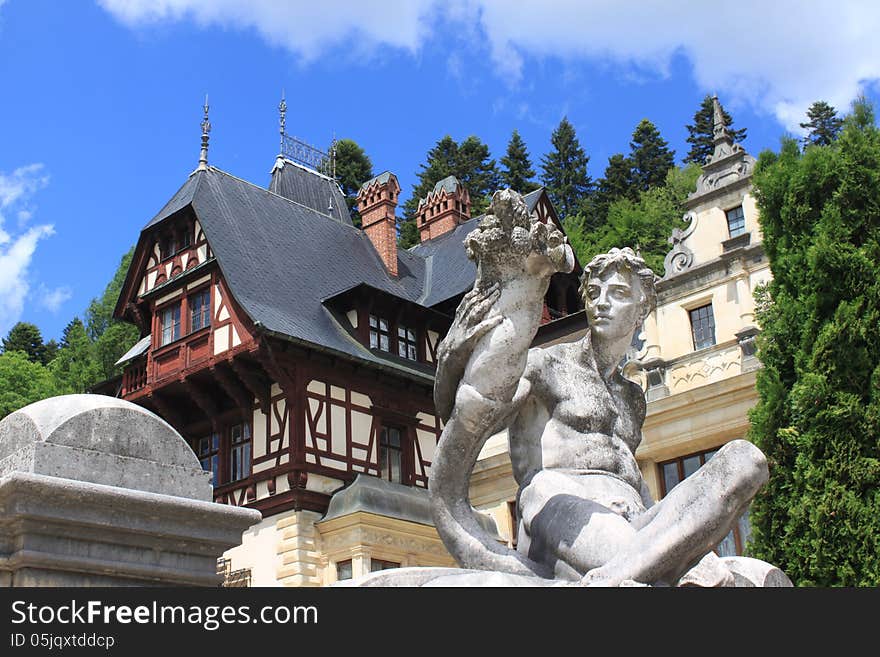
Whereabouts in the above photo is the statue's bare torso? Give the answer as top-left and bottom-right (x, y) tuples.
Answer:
(511, 339), (645, 493)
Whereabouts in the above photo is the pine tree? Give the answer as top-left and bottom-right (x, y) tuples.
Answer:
(684, 95), (747, 165)
(500, 130), (539, 194)
(333, 138), (373, 227)
(400, 135), (500, 247)
(50, 317), (101, 394)
(588, 153), (635, 231)
(2, 322), (49, 365)
(629, 119), (675, 194)
(747, 98), (880, 586)
(800, 100), (844, 148)
(540, 117), (592, 220)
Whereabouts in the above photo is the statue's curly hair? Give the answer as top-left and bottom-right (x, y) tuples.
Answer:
(579, 247), (657, 321)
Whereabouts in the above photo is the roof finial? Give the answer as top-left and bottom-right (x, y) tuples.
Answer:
(198, 94), (211, 171)
(330, 131), (337, 180)
(279, 90), (287, 155)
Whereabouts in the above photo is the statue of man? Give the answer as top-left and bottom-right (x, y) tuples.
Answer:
(430, 190), (769, 586)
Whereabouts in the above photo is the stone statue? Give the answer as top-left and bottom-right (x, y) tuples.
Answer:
(425, 189), (790, 587)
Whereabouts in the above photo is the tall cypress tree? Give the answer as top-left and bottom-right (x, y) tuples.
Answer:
(540, 117), (592, 220)
(748, 99), (880, 586)
(629, 119), (675, 194)
(500, 130), (539, 194)
(684, 95), (747, 165)
(799, 100), (844, 148)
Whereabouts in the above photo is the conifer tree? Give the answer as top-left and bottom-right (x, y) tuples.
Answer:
(334, 138), (373, 227)
(540, 117), (592, 220)
(629, 119), (675, 194)
(500, 130), (539, 194)
(799, 100), (843, 148)
(400, 135), (500, 248)
(747, 99), (880, 586)
(2, 322), (49, 365)
(684, 95), (747, 164)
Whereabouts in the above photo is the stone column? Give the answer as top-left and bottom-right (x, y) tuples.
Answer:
(276, 510), (323, 587)
(0, 394), (260, 587)
(735, 272), (755, 326)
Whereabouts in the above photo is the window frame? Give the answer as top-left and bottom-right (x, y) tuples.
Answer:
(197, 432), (220, 487)
(159, 301), (182, 346)
(725, 205), (746, 238)
(229, 421), (252, 483)
(188, 286), (211, 333)
(688, 303), (716, 351)
(397, 324), (418, 361)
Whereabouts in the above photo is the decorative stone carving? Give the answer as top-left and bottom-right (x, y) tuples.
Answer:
(343, 189), (790, 587)
(0, 395), (260, 586)
(663, 219), (697, 277)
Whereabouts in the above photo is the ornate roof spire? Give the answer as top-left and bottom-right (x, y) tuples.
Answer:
(198, 95), (211, 171)
(706, 94), (742, 165)
(279, 90), (287, 155)
(712, 94), (731, 143)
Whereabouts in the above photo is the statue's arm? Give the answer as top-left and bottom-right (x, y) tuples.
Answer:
(433, 283), (502, 423)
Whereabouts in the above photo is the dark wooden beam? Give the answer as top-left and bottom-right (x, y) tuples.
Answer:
(181, 377), (220, 429)
(230, 357), (270, 414)
(148, 390), (186, 435)
(212, 362), (253, 414)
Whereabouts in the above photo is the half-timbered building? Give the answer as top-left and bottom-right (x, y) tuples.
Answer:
(110, 108), (582, 585)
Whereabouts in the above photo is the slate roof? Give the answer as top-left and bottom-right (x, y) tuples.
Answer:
(268, 158), (351, 225)
(130, 166), (553, 382)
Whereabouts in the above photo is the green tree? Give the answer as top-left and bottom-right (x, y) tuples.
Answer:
(747, 99), (880, 586)
(50, 317), (101, 393)
(500, 130), (539, 194)
(800, 100), (844, 148)
(2, 322), (50, 365)
(0, 350), (60, 419)
(540, 117), (592, 220)
(684, 95), (747, 165)
(83, 247), (140, 381)
(629, 119), (675, 195)
(587, 153), (635, 233)
(570, 164), (700, 275)
(334, 138), (373, 227)
(400, 135), (500, 247)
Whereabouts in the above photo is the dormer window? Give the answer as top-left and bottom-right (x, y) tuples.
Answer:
(725, 206), (746, 238)
(159, 236), (176, 260)
(189, 288), (210, 332)
(397, 325), (417, 361)
(369, 315), (391, 351)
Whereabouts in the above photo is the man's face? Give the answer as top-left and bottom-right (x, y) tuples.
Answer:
(584, 268), (644, 343)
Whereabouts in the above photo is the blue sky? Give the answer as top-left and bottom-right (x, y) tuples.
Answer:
(2, 0), (880, 343)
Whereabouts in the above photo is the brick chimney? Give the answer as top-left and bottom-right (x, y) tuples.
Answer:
(417, 176), (471, 242)
(357, 172), (401, 277)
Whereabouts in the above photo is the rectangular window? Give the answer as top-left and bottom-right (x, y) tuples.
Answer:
(229, 422), (251, 482)
(180, 228), (192, 249)
(397, 325), (418, 361)
(726, 206), (746, 238)
(336, 560), (353, 581)
(370, 559), (400, 572)
(160, 303), (182, 346)
(658, 447), (751, 555)
(198, 433), (220, 487)
(189, 288), (211, 332)
(689, 303), (716, 350)
(378, 426), (404, 483)
(369, 315), (390, 352)
(159, 236), (176, 260)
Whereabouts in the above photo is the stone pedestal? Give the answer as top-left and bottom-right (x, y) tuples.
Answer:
(0, 394), (261, 587)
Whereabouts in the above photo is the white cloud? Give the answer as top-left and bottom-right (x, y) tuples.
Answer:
(97, 0), (880, 130)
(36, 284), (73, 314)
(0, 165), (54, 337)
(97, 0), (434, 61)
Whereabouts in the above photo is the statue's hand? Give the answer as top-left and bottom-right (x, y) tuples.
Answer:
(433, 283), (503, 422)
(437, 282), (503, 368)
